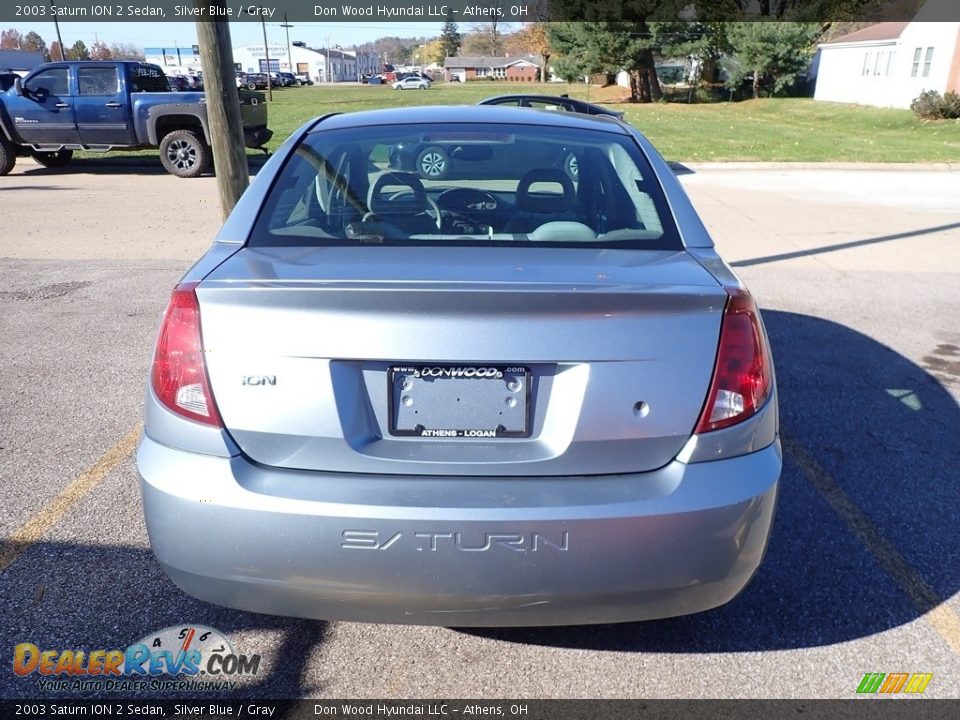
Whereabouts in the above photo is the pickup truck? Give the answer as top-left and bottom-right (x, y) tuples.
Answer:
(0, 61), (272, 178)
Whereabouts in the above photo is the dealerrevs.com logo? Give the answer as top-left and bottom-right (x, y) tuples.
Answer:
(856, 672), (933, 694)
(13, 625), (261, 693)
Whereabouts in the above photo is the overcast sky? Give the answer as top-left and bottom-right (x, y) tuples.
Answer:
(8, 21), (462, 51)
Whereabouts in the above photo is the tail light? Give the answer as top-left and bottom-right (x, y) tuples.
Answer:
(695, 287), (772, 434)
(151, 282), (222, 427)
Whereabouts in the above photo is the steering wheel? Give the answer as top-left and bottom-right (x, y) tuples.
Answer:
(363, 189), (442, 229)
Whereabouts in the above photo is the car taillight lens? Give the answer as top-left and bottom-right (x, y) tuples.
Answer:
(151, 282), (222, 427)
(695, 287), (772, 434)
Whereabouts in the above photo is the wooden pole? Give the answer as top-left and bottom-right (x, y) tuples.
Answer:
(261, 12), (273, 101)
(195, 13), (249, 219)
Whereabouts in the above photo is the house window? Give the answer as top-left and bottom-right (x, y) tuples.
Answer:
(886, 51), (895, 76)
(923, 47), (934, 77)
(911, 47), (922, 77)
(873, 52), (881, 76)
(863, 52), (870, 76)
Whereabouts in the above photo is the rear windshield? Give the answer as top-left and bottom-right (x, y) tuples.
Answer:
(250, 123), (681, 250)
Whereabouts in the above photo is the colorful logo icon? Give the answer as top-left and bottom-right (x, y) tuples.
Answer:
(856, 672), (933, 694)
(13, 625), (261, 692)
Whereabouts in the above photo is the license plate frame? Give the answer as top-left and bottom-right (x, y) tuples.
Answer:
(388, 365), (531, 439)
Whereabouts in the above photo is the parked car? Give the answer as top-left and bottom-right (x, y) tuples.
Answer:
(0, 61), (272, 177)
(166, 75), (192, 92)
(295, 73), (314, 85)
(393, 76), (430, 90)
(277, 72), (299, 86)
(388, 129), (580, 181)
(0, 72), (20, 92)
(479, 93), (625, 120)
(138, 105), (781, 626)
(239, 73), (269, 90)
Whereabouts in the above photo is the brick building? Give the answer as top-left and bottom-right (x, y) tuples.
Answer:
(444, 56), (540, 83)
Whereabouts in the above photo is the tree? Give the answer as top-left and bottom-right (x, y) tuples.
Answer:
(109, 43), (145, 60)
(0, 28), (24, 50)
(549, 22), (662, 102)
(439, 13), (461, 62)
(724, 22), (819, 98)
(22, 31), (49, 60)
(512, 23), (552, 81)
(416, 39), (444, 67)
(70, 40), (90, 61)
(49, 41), (65, 61)
(90, 41), (112, 61)
(469, 19), (504, 57)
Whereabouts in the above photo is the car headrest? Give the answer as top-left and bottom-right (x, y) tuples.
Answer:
(515, 168), (575, 214)
(368, 172), (429, 215)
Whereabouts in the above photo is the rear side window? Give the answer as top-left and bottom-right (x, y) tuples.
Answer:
(24, 68), (69, 97)
(128, 64), (170, 92)
(250, 122), (681, 251)
(78, 67), (120, 95)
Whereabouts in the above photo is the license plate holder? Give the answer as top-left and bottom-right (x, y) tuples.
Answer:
(388, 365), (530, 438)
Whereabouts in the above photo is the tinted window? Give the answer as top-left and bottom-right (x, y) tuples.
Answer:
(128, 64), (170, 92)
(25, 68), (69, 97)
(78, 67), (120, 95)
(250, 123), (680, 251)
(526, 100), (575, 112)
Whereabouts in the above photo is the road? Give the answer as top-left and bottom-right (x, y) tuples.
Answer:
(1, 158), (959, 699)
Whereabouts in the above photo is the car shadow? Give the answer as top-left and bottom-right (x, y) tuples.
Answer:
(17, 153), (270, 177)
(458, 311), (960, 652)
(0, 542), (329, 699)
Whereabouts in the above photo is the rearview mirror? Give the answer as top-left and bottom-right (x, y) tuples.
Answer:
(13, 77), (23, 96)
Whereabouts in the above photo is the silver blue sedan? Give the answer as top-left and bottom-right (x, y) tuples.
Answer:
(138, 106), (780, 627)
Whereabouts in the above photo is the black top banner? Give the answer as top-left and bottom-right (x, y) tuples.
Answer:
(3, 0), (959, 23)
(2, 700), (960, 720)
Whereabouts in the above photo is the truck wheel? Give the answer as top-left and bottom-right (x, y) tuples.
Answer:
(159, 130), (210, 178)
(0, 136), (16, 176)
(31, 149), (74, 168)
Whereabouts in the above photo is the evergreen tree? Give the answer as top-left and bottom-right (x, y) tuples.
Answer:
(70, 40), (90, 61)
(724, 22), (819, 98)
(439, 12), (461, 63)
(22, 31), (49, 60)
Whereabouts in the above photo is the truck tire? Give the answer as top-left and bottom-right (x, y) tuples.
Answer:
(159, 129), (210, 178)
(31, 149), (74, 168)
(0, 136), (16, 176)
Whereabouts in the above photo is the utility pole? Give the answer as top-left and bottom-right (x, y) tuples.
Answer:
(280, 13), (293, 76)
(261, 10), (273, 100)
(49, 1), (65, 59)
(195, 11), (249, 218)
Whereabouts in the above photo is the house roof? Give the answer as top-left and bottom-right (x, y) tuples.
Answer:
(444, 55), (538, 69)
(821, 22), (909, 46)
(0, 49), (44, 71)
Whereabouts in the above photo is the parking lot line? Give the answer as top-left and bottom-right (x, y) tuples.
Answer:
(0, 424), (141, 574)
(782, 431), (960, 655)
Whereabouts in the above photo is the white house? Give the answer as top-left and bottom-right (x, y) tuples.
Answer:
(814, 21), (960, 108)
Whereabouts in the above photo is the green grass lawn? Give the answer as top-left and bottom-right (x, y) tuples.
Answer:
(85, 82), (960, 163)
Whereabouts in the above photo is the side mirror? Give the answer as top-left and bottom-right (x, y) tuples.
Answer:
(13, 77), (23, 96)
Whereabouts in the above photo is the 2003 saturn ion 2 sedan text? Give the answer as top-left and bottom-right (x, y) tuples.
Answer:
(137, 106), (780, 627)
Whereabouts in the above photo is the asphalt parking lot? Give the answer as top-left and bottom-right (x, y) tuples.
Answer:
(1, 158), (958, 699)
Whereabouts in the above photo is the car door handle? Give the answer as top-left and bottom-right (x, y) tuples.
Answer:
(105, 101), (122, 108)
(55, 102), (70, 109)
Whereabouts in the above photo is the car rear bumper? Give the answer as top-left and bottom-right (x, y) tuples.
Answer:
(243, 127), (273, 148)
(137, 435), (780, 626)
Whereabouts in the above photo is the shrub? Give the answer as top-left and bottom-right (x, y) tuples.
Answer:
(911, 90), (960, 120)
